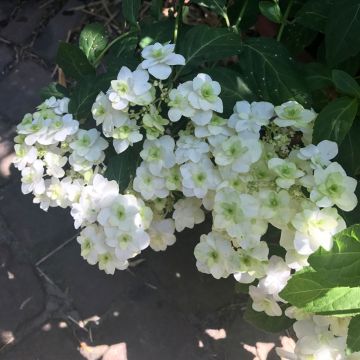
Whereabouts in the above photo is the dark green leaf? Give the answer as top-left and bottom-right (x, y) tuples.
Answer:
(239, 37), (311, 105)
(178, 25), (241, 75)
(150, 0), (163, 20)
(244, 302), (295, 333)
(122, 0), (141, 25)
(332, 70), (360, 98)
(313, 97), (358, 144)
(56, 42), (95, 80)
(228, 0), (260, 30)
(302, 62), (332, 91)
(140, 19), (175, 46)
(337, 119), (360, 176)
(79, 23), (108, 66)
(104, 144), (142, 192)
(309, 225), (360, 278)
(68, 74), (111, 120)
(204, 67), (254, 116)
(347, 315), (360, 353)
(281, 23), (317, 55)
(295, 0), (334, 32)
(191, 0), (227, 18)
(325, 0), (360, 65)
(40, 82), (69, 100)
(259, 1), (282, 23)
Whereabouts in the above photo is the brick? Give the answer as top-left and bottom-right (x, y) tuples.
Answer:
(0, 61), (52, 125)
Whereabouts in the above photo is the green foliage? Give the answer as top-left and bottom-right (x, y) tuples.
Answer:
(244, 302), (295, 333)
(140, 19), (175, 46)
(79, 23), (108, 66)
(347, 315), (360, 353)
(259, 1), (282, 24)
(238, 37), (311, 105)
(191, 0), (228, 20)
(56, 42), (95, 80)
(122, 0), (141, 25)
(332, 70), (360, 98)
(313, 97), (358, 144)
(40, 82), (69, 100)
(105, 144), (142, 193)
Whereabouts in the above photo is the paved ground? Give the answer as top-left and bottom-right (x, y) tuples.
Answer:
(0, 1), (284, 359)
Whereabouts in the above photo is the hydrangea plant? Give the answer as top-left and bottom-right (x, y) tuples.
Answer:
(12, 0), (360, 358)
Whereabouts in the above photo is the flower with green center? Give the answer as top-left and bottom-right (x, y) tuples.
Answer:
(172, 198), (205, 232)
(142, 106), (169, 140)
(274, 100), (316, 130)
(168, 82), (196, 122)
(310, 162), (357, 211)
(98, 250), (128, 274)
(268, 157), (304, 189)
(111, 119), (143, 154)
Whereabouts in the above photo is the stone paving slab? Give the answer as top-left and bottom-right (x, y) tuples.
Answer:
(0, 44), (13, 75)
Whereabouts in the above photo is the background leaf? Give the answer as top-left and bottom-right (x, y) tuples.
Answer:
(56, 42), (95, 80)
(191, 0), (227, 18)
(259, 1), (282, 24)
(347, 315), (360, 353)
(325, 0), (360, 65)
(79, 23), (108, 66)
(140, 19), (175, 46)
(122, 0), (141, 25)
(238, 37), (311, 105)
(40, 82), (69, 100)
(313, 97), (358, 144)
(332, 70), (360, 98)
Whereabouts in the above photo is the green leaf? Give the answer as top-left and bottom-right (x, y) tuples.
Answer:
(309, 225), (360, 278)
(204, 67), (254, 116)
(337, 119), (360, 176)
(191, 0), (227, 18)
(178, 25), (241, 75)
(259, 1), (282, 24)
(140, 19), (175, 46)
(281, 23), (317, 56)
(239, 37), (311, 106)
(244, 302), (295, 333)
(313, 97), (358, 144)
(56, 42), (95, 80)
(295, 0), (334, 32)
(122, 0), (141, 25)
(150, 0), (163, 20)
(279, 269), (360, 314)
(104, 144), (142, 192)
(40, 82), (69, 100)
(347, 315), (360, 353)
(79, 23), (108, 66)
(332, 70), (360, 98)
(325, 0), (360, 65)
(68, 74), (111, 120)
(302, 62), (332, 91)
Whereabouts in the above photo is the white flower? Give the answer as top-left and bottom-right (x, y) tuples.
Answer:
(268, 157), (305, 189)
(194, 231), (234, 279)
(228, 101), (274, 134)
(163, 166), (182, 191)
(180, 157), (220, 198)
(188, 73), (223, 125)
(148, 218), (176, 251)
(140, 42), (185, 80)
(108, 66), (153, 110)
(168, 82), (196, 122)
(172, 198), (205, 232)
(194, 114), (233, 138)
(44, 152), (67, 178)
(133, 162), (169, 200)
(175, 135), (209, 164)
(13, 144), (38, 170)
(44, 96), (69, 115)
(69, 152), (103, 173)
(21, 160), (45, 195)
(98, 248), (129, 274)
(111, 119), (143, 154)
(213, 133), (262, 173)
(249, 285), (282, 316)
(140, 135), (176, 175)
(41, 114), (79, 145)
(298, 140), (338, 169)
(92, 91), (128, 136)
(105, 227), (150, 261)
(43, 176), (72, 209)
(310, 162), (357, 211)
(274, 101), (316, 130)
(17, 113), (48, 146)
(69, 129), (108, 162)
(292, 207), (346, 255)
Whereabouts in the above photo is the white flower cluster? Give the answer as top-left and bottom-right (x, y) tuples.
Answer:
(13, 41), (358, 358)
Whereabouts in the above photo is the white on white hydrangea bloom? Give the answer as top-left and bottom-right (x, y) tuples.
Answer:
(310, 162), (358, 211)
(140, 42), (185, 80)
(140, 135), (176, 175)
(274, 100), (316, 130)
(298, 140), (338, 169)
(21, 159), (45, 195)
(44, 96), (69, 115)
(13, 144), (38, 170)
(268, 157), (305, 189)
(194, 113), (233, 138)
(228, 100), (274, 134)
(111, 119), (143, 154)
(188, 73), (223, 125)
(249, 284), (282, 317)
(180, 157), (220, 198)
(69, 129), (108, 162)
(172, 198), (205, 232)
(148, 218), (176, 251)
(108, 66), (153, 110)
(194, 231), (235, 279)
(213, 133), (262, 173)
(92, 91), (128, 136)
(175, 134), (209, 164)
(43, 152), (67, 178)
(168, 82), (196, 122)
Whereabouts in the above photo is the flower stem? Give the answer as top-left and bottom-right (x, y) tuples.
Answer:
(276, 0), (293, 42)
(174, 0), (184, 46)
(233, 0), (249, 33)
